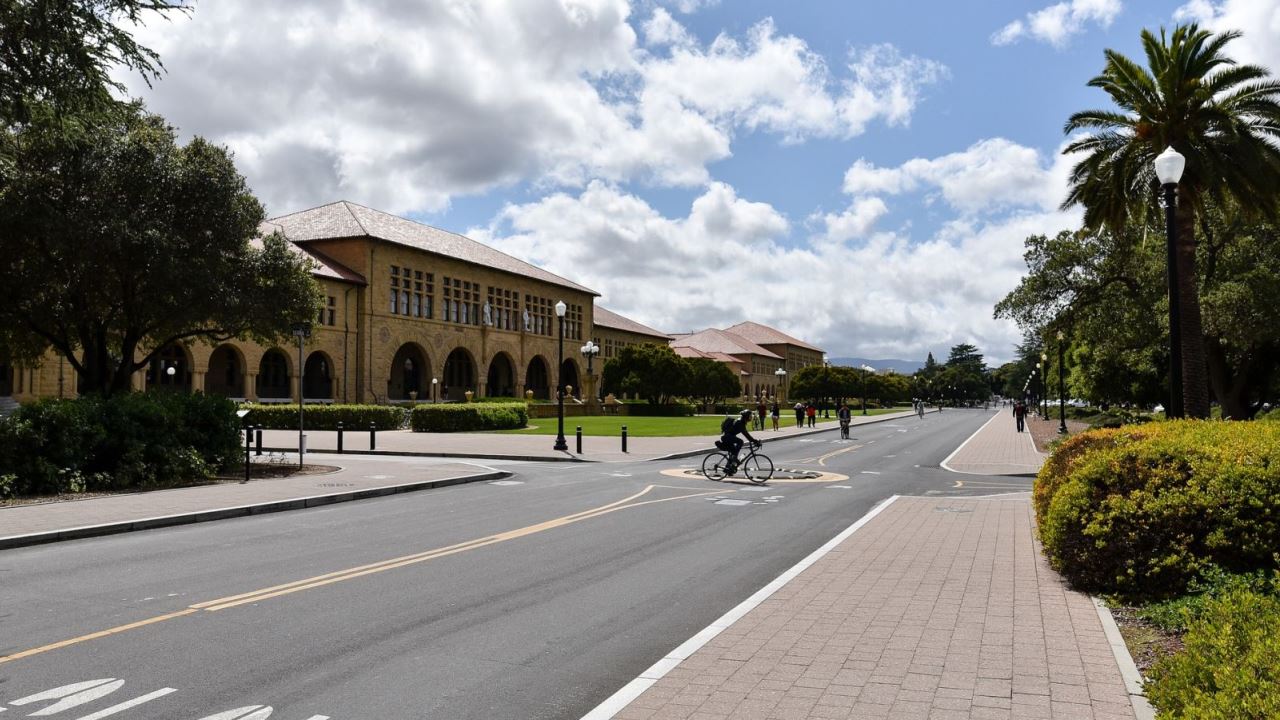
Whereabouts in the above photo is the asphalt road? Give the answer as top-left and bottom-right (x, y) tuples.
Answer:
(0, 408), (1029, 720)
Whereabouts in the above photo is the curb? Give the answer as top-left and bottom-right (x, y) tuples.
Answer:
(262, 447), (589, 463)
(1093, 598), (1157, 720)
(646, 409), (933, 462)
(0, 469), (511, 551)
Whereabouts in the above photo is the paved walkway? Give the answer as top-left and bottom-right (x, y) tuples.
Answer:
(257, 410), (922, 462)
(942, 408), (1046, 476)
(0, 460), (501, 548)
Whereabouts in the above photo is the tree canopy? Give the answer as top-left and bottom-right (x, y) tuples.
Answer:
(601, 343), (690, 405)
(685, 357), (741, 408)
(0, 105), (321, 394)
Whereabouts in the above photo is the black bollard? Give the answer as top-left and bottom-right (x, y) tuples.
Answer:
(370, 422), (376, 451)
(337, 421), (344, 454)
(243, 422), (251, 484)
(621, 425), (628, 453)
(255, 425), (263, 456)
(576, 426), (582, 454)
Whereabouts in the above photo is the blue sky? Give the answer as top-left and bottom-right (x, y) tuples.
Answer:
(123, 0), (1280, 363)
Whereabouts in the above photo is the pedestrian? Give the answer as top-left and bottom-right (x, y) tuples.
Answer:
(757, 399), (767, 431)
(794, 401), (804, 427)
(806, 402), (817, 428)
(838, 403), (851, 439)
(771, 401), (780, 431)
(1014, 400), (1027, 433)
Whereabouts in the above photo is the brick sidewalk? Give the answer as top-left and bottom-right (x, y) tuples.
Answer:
(942, 410), (1046, 476)
(600, 496), (1141, 720)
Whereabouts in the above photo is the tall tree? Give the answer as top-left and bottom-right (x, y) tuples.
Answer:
(684, 357), (740, 410)
(601, 343), (689, 405)
(0, 0), (186, 131)
(0, 105), (321, 394)
(1063, 24), (1280, 417)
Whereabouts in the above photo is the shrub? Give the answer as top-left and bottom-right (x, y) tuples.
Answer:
(0, 392), (240, 496)
(1147, 589), (1280, 718)
(1138, 567), (1280, 633)
(410, 402), (528, 432)
(241, 403), (406, 430)
(625, 403), (696, 417)
(1037, 420), (1280, 598)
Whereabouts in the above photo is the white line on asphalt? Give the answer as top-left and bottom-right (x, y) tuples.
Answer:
(73, 688), (176, 720)
(18, 679), (123, 715)
(939, 410), (1001, 474)
(578, 495), (902, 720)
(860, 471), (881, 475)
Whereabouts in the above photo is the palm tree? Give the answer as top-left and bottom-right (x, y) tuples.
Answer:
(1062, 24), (1280, 418)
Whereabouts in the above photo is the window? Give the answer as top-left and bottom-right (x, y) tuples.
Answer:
(566, 303), (584, 340)
(391, 265), (433, 318)
(389, 266), (400, 314)
(524, 295), (552, 336)
(487, 287), (518, 330)
(443, 277), (481, 325)
(317, 295), (336, 326)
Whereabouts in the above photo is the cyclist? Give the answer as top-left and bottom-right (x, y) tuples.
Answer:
(718, 409), (760, 474)
(838, 403), (852, 439)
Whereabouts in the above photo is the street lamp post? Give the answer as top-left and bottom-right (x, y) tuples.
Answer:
(1057, 329), (1068, 434)
(581, 340), (599, 401)
(775, 367), (787, 403)
(431, 377), (438, 403)
(860, 364), (875, 415)
(292, 322), (310, 468)
(553, 300), (568, 452)
(1040, 352), (1049, 420)
(1155, 146), (1186, 419)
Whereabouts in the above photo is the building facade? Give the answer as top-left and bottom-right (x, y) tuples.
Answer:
(669, 322), (825, 402)
(4, 201), (603, 406)
(592, 306), (672, 360)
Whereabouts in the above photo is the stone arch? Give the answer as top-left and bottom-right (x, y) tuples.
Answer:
(205, 344), (246, 398)
(390, 343), (429, 401)
(486, 352), (517, 398)
(560, 357), (581, 399)
(256, 348), (293, 400)
(147, 343), (193, 392)
(303, 351), (334, 400)
(525, 355), (551, 400)
(0, 354), (12, 397)
(442, 347), (477, 401)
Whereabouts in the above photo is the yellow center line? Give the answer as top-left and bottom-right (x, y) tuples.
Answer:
(817, 444), (863, 466)
(0, 484), (728, 665)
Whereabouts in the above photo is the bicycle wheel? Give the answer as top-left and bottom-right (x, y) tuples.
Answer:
(743, 453), (774, 484)
(701, 452), (729, 481)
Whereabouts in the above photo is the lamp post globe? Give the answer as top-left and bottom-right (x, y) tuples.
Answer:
(860, 365), (875, 415)
(774, 367), (786, 403)
(553, 301), (569, 452)
(1155, 146), (1186, 419)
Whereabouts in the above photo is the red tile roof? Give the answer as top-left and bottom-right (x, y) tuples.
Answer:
(261, 201), (597, 295)
(670, 328), (782, 360)
(593, 306), (671, 340)
(723, 321), (824, 353)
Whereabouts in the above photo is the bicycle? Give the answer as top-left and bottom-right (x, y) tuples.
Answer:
(839, 420), (851, 440)
(701, 442), (774, 484)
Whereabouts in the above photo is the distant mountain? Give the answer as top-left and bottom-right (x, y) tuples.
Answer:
(827, 357), (924, 375)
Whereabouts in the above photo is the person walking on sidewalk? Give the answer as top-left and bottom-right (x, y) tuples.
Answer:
(1014, 400), (1027, 432)
(794, 401), (804, 428)
(756, 399), (767, 431)
(806, 402), (817, 428)
(770, 401), (780, 431)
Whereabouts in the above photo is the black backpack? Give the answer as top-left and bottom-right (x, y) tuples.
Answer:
(720, 416), (736, 434)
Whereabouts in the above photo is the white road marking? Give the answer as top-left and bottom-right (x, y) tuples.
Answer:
(861, 471), (881, 475)
(73, 688), (176, 720)
(609, 473), (632, 477)
(827, 485), (852, 489)
(17, 679), (123, 716)
(714, 499), (753, 506)
(302, 716), (331, 720)
(363, 474), (393, 480)
(195, 707), (271, 720)
(488, 480), (523, 486)
(884, 455), (896, 458)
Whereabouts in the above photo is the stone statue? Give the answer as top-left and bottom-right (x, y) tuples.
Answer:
(523, 308), (531, 332)
(483, 301), (492, 326)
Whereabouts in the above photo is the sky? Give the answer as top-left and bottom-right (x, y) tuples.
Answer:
(117, 0), (1280, 365)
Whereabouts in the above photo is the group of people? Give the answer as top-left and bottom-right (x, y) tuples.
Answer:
(744, 399), (826, 431)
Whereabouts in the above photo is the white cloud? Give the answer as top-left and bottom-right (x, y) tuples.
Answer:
(471, 180), (1079, 362)
(117, 3), (947, 215)
(992, 0), (1123, 47)
(656, 0), (719, 13)
(1175, 0), (1280, 74)
(840, 138), (1074, 215)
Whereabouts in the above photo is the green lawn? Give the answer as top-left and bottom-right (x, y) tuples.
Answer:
(500, 408), (903, 437)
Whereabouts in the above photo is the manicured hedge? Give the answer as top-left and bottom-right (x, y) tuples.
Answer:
(1036, 420), (1280, 598)
(1147, 589), (1280, 718)
(410, 402), (528, 432)
(625, 403), (696, 417)
(240, 403), (406, 430)
(0, 392), (241, 497)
